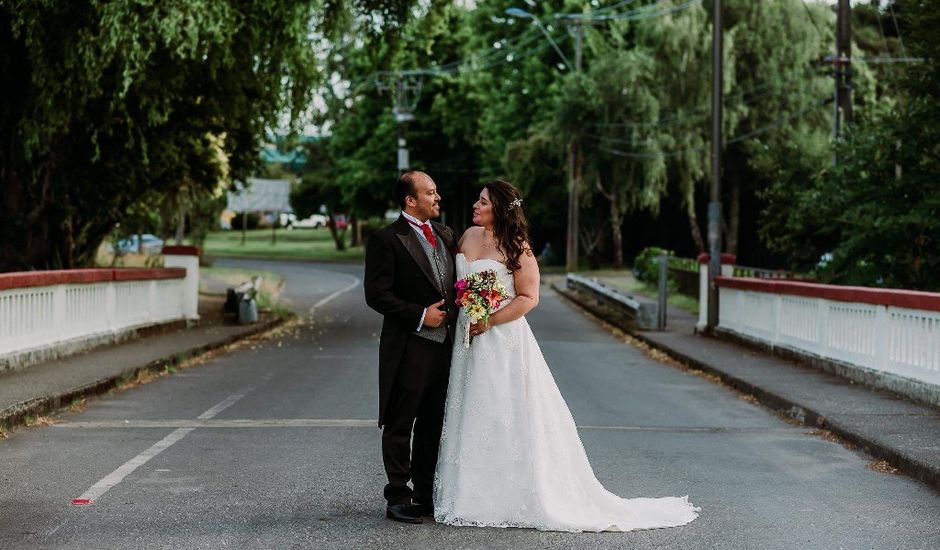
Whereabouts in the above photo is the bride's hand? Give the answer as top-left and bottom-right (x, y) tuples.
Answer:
(469, 319), (489, 337)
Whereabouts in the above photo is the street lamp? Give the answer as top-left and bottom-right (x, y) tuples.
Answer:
(504, 8), (573, 71)
(505, 7), (582, 272)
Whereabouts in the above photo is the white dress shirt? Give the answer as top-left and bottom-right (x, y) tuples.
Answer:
(401, 210), (434, 331)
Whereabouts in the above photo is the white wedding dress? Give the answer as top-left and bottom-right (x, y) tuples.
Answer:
(433, 254), (699, 532)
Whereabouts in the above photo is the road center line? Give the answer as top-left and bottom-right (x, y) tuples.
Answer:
(196, 393), (244, 420)
(71, 392), (248, 506)
(309, 275), (360, 314)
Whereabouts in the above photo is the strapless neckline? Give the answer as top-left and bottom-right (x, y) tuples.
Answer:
(456, 252), (507, 269)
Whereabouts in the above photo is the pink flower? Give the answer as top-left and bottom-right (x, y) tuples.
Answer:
(455, 279), (469, 291)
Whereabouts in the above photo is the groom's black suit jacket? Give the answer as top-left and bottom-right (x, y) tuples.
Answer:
(364, 216), (457, 427)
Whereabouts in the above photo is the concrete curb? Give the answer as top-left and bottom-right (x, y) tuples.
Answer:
(714, 327), (940, 409)
(204, 254), (362, 265)
(550, 282), (940, 493)
(0, 316), (286, 432)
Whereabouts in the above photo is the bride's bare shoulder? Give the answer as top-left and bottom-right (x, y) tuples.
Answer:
(458, 226), (483, 253)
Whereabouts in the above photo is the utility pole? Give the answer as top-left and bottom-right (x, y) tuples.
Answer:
(832, 0), (852, 163)
(376, 72), (422, 175)
(566, 21), (584, 273)
(706, 0), (723, 331)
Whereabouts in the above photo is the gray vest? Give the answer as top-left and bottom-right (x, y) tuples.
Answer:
(413, 226), (453, 344)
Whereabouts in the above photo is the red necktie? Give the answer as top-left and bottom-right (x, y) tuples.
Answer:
(407, 219), (437, 248)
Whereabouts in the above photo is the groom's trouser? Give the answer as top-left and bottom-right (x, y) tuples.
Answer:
(382, 334), (450, 506)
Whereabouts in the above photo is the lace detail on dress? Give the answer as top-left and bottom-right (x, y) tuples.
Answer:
(432, 254), (699, 533)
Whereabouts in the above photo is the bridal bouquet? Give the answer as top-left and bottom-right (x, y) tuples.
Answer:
(455, 269), (509, 348)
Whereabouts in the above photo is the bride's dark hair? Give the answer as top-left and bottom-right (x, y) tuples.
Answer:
(484, 180), (531, 272)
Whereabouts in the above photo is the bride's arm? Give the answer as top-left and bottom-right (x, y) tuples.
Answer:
(485, 246), (539, 327)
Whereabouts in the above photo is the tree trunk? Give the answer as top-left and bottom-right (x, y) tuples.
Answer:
(350, 213), (361, 247)
(727, 179), (740, 256)
(687, 207), (706, 254)
(175, 204), (186, 245)
(327, 213), (346, 251)
(610, 199), (624, 269)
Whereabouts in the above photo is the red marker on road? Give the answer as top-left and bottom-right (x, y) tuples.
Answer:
(71, 498), (91, 505)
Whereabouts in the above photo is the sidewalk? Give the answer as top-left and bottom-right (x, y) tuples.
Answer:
(0, 296), (282, 431)
(548, 273), (940, 492)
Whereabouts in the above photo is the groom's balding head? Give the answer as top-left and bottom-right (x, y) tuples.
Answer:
(396, 171), (433, 209)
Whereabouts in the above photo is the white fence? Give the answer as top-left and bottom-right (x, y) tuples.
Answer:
(0, 267), (190, 371)
(717, 278), (940, 391)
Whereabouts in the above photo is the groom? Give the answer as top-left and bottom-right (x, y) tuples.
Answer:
(363, 171), (457, 524)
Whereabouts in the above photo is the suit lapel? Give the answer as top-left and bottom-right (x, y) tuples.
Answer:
(430, 221), (453, 256)
(395, 216), (439, 292)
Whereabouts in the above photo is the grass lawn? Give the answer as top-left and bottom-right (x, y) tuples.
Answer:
(202, 228), (364, 262)
(94, 245), (162, 268)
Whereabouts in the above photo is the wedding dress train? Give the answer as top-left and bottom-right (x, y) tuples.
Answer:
(432, 253), (699, 532)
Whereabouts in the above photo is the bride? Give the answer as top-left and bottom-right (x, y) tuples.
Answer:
(433, 180), (699, 532)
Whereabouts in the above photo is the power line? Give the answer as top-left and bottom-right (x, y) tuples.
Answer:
(373, 28), (549, 79)
(591, 0), (645, 16)
(558, 0), (703, 22)
(727, 97), (831, 143)
(874, 6), (893, 56)
(592, 65), (827, 130)
(625, 0), (703, 21)
(887, 2), (908, 58)
(597, 97), (832, 158)
(800, 0), (827, 42)
(340, 26), (553, 93)
(856, 56), (924, 64)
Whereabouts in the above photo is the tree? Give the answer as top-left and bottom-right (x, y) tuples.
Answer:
(630, 0), (713, 254)
(760, 0), (940, 290)
(557, 47), (665, 268)
(0, 1), (401, 271)
(291, 139), (350, 251)
(467, 1), (578, 257)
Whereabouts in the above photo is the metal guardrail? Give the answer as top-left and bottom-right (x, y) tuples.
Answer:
(664, 256), (809, 280)
(732, 265), (808, 280)
(667, 256), (700, 273)
(566, 273), (661, 330)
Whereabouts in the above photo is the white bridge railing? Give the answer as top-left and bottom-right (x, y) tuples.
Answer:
(0, 263), (195, 372)
(717, 277), (940, 399)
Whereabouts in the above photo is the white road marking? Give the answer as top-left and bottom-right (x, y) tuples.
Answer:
(71, 392), (247, 505)
(72, 428), (194, 505)
(196, 393), (244, 420)
(309, 275), (360, 314)
(58, 419), (788, 432)
(58, 419), (377, 429)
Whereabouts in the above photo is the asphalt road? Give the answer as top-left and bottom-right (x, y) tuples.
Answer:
(0, 258), (938, 549)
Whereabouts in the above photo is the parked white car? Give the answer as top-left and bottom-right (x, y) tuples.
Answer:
(290, 214), (328, 229)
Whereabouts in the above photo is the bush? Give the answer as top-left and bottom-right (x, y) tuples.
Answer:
(360, 217), (388, 243)
(633, 246), (674, 283)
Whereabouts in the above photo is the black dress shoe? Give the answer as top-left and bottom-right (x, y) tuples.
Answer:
(411, 502), (433, 516)
(386, 503), (423, 524)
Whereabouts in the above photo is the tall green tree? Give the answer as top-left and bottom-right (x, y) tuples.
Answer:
(0, 0), (402, 271)
(760, 0), (940, 290)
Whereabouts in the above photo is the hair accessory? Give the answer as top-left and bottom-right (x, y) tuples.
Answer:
(509, 198), (523, 210)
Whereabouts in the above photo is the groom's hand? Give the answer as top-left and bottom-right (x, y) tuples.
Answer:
(423, 299), (447, 328)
